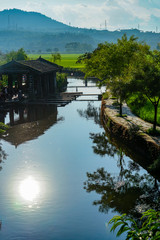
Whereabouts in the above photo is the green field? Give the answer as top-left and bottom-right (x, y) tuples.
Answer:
(28, 53), (84, 69)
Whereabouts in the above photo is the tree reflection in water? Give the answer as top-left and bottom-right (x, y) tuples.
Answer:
(0, 143), (7, 171)
(77, 102), (102, 126)
(84, 167), (160, 218)
(90, 132), (117, 157)
(0, 142), (7, 230)
(78, 102), (160, 219)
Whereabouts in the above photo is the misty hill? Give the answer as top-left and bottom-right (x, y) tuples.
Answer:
(0, 9), (71, 32)
(0, 9), (160, 53)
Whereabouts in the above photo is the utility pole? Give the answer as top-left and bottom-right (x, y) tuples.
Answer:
(105, 20), (107, 30)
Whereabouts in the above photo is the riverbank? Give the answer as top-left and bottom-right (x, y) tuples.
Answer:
(101, 98), (160, 177)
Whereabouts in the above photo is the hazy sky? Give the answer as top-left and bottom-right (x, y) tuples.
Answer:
(0, 0), (160, 31)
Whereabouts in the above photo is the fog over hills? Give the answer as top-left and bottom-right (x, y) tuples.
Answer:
(0, 9), (160, 53)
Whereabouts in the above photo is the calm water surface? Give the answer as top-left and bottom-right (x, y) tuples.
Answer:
(0, 78), (158, 240)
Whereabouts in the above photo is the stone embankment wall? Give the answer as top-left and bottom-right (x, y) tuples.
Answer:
(101, 99), (160, 175)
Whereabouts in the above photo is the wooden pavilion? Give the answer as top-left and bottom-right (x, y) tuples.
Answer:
(0, 57), (62, 100)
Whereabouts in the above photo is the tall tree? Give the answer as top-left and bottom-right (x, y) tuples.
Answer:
(78, 34), (150, 116)
(130, 50), (160, 131)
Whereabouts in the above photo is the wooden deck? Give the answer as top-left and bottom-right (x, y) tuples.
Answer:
(0, 91), (102, 107)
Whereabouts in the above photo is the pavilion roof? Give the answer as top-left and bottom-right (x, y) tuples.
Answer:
(0, 57), (62, 74)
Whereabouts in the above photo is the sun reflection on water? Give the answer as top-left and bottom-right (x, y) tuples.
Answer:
(19, 176), (40, 202)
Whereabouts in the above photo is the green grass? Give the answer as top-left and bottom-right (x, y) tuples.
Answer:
(127, 93), (160, 126)
(28, 53), (84, 69)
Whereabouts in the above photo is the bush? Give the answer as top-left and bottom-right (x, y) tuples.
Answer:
(56, 73), (68, 92)
(109, 209), (160, 239)
(102, 91), (109, 100)
(0, 122), (9, 134)
(149, 156), (160, 172)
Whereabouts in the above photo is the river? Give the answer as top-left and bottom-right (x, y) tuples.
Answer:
(0, 77), (159, 240)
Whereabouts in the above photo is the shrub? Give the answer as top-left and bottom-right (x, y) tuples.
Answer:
(109, 209), (160, 239)
(56, 73), (68, 92)
(0, 122), (9, 134)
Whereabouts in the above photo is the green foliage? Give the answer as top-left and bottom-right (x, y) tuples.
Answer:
(109, 209), (160, 239)
(0, 51), (6, 65)
(0, 75), (8, 90)
(5, 48), (28, 62)
(149, 156), (160, 172)
(50, 53), (61, 63)
(129, 50), (160, 131)
(102, 91), (109, 99)
(56, 72), (67, 91)
(127, 93), (160, 128)
(80, 34), (149, 116)
(157, 43), (160, 50)
(0, 122), (9, 134)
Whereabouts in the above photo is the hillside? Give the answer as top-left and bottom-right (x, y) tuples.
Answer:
(0, 9), (71, 32)
(0, 9), (160, 53)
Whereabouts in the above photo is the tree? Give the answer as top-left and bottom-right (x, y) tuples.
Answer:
(5, 48), (28, 62)
(65, 42), (93, 53)
(53, 48), (59, 53)
(56, 72), (67, 91)
(78, 34), (150, 116)
(50, 53), (61, 63)
(129, 50), (160, 131)
(157, 43), (160, 50)
(46, 48), (52, 53)
(0, 50), (6, 65)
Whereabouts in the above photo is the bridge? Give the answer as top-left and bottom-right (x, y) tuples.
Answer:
(67, 86), (98, 88)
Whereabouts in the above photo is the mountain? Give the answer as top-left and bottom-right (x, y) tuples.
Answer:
(0, 9), (71, 32)
(0, 9), (160, 53)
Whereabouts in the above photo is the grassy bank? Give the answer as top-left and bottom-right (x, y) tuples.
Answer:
(127, 93), (160, 125)
(28, 53), (84, 69)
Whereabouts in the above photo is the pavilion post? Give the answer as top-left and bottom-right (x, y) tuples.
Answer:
(17, 74), (22, 90)
(37, 75), (43, 98)
(8, 74), (13, 98)
(53, 72), (57, 93)
(28, 74), (34, 100)
(9, 109), (14, 126)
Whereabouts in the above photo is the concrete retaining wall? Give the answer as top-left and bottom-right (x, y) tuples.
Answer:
(101, 99), (160, 177)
